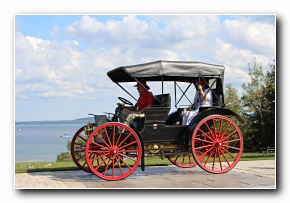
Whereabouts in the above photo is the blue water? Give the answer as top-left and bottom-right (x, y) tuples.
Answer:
(15, 124), (85, 162)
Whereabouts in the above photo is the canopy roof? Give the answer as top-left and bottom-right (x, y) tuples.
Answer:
(107, 60), (225, 83)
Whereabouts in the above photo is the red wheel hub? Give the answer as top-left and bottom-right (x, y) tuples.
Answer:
(108, 146), (119, 157)
(214, 140), (222, 149)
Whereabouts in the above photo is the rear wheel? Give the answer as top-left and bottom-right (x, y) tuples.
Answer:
(71, 123), (96, 173)
(192, 115), (243, 174)
(85, 122), (142, 181)
(166, 146), (197, 168)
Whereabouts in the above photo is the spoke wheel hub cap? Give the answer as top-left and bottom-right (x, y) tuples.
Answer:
(109, 146), (119, 158)
(214, 140), (223, 149)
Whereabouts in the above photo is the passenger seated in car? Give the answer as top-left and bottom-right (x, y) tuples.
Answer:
(182, 80), (212, 125)
(120, 80), (154, 126)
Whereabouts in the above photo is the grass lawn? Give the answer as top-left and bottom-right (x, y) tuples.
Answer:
(15, 152), (275, 174)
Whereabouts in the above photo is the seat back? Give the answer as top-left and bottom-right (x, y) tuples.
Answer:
(153, 93), (171, 107)
(94, 115), (107, 126)
(134, 94), (171, 130)
(143, 94), (171, 122)
(144, 108), (170, 122)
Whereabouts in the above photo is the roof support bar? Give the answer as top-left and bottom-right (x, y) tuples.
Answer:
(116, 83), (137, 101)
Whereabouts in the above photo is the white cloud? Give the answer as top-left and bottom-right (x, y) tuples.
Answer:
(66, 15), (150, 47)
(15, 31), (103, 100)
(213, 38), (254, 68)
(222, 17), (275, 57)
(15, 15), (276, 120)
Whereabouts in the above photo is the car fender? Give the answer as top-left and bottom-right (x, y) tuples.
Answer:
(187, 107), (244, 133)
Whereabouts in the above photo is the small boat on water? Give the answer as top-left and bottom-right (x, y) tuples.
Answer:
(19, 129), (22, 132)
(60, 133), (72, 138)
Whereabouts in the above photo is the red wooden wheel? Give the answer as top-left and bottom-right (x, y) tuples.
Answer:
(191, 115), (243, 174)
(166, 147), (197, 168)
(71, 123), (97, 173)
(85, 122), (142, 181)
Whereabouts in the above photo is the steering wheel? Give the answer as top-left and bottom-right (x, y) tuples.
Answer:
(118, 97), (133, 106)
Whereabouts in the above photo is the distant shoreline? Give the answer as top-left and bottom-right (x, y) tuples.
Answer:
(15, 117), (95, 125)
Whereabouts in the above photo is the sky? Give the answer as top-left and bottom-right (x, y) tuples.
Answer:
(14, 14), (276, 122)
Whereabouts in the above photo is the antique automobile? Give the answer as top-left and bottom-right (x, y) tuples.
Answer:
(70, 60), (244, 181)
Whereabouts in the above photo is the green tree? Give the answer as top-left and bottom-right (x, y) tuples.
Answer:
(260, 62), (275, 147)
(56, 139), (73, 162)
(241, 58), (275, 151)
(56, 152), (72, 162)
(224, 84), (242, 113)
(224, 84), (250, 150)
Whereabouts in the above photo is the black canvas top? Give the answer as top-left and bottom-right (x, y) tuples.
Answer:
(107, 60), (225, 83)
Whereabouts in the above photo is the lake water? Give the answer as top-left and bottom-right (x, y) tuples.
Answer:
(15, 123), (85, 162)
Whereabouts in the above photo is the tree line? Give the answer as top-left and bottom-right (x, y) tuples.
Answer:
(224, 58), (275, 152)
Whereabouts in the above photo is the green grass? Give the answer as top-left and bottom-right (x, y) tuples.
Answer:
(15, 152), (275, 174)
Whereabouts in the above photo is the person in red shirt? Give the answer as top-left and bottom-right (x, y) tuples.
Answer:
(121, 80), (154, 126)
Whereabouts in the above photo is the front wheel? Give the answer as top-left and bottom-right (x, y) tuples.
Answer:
(85, 122), (142, 181)
(191, 115), (243, 174)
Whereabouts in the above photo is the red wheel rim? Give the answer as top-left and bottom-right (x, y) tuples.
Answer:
(85, 122), (142, 181)
(192, 115), (243, 174)
(71, 123), (97, 173)
(166, 147), (197, 168)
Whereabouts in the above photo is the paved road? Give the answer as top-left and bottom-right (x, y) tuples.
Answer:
(15, 160), (275, 189)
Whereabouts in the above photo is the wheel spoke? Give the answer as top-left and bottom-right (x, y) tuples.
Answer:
(116, 133), (133, 148)
(204, 121), (216, 141)
(166, 144), (197, 168)
(220, 122), (232, 138)
(104, 127), (113, 147)
(77, 133), (87, 142)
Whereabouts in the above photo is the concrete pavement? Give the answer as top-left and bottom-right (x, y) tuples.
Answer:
(15, 160), (276, 189)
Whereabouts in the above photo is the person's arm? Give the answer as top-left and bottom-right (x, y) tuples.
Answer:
(123, 105), (136, 111)
(138, 104), (153, 113)
(198, 85), (209, 101)
(189, 91), (199, 110)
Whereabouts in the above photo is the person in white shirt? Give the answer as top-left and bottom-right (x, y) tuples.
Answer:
(182, 80), (213, 125)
